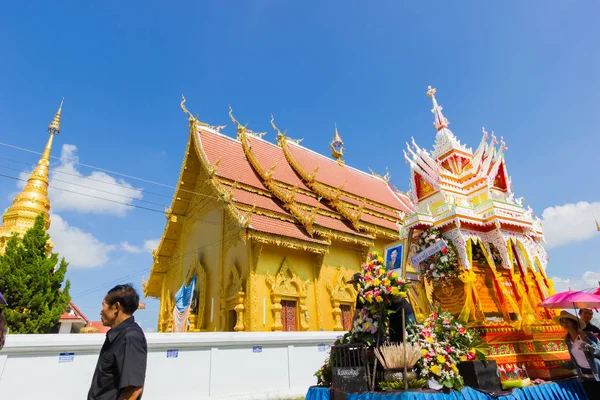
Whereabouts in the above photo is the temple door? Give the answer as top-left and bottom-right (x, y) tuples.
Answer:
(341, 305), (352, 331)
(281, 300), (297, 332)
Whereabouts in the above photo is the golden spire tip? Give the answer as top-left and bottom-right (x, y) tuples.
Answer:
(47, 98), (64, 135)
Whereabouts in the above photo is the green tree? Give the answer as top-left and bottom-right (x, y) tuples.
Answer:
(0, 213), (71, 333)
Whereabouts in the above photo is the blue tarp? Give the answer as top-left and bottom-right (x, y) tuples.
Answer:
(174, 275), (196, 312)
(305, 380), (587, 400)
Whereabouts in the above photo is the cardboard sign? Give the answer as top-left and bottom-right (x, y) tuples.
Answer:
(166, 349), (179, 358)
(58, 353), (74, 363)
(410, 239), (447, 265)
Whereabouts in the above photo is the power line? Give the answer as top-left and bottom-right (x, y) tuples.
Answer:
(0, 154), (221, 205)
(0, 164), (169, 209)
(0, 141), (224, 202)
(0, 172), (167, 214)
(0, 141), (177, 189)
(71, 232), (241, 299)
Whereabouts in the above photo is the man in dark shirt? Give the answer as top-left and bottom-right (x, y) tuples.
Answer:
(579, 308), (600, 336)
(88, 284), (147, 400)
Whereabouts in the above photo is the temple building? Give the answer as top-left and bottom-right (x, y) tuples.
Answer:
(144, 97), (413, 332)
(401, 87), (568, 380)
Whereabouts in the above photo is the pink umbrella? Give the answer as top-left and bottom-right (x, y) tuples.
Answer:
(539, 290), (600, 309)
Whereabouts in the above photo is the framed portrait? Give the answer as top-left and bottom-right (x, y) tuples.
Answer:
(384, 242), (404, 274)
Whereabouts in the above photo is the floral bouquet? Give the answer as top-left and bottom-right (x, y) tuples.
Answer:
(358, 251), (411, 307)
(416, 229), (460, 285)
(352, 251), (412, 345)
(407, 309), (486, 390)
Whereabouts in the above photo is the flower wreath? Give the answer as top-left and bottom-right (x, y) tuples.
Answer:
(407, 309), (487, 390)
(416, 228), (460, 285)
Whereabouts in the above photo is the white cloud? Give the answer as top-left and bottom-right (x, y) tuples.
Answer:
(49, 213), (115, 269)
(541, 201), (600, 249)
(550, 271), (600, 293)
(120, 238), (160, 254)
(16, 144), (144, 216)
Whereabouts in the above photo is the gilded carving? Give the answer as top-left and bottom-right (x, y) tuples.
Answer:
(326, 268), (357, 331)
(265, 257), (310, 331)
(224, 263), (246, 331)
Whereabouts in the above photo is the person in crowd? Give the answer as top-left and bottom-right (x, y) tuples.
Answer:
(579, 308), (600, 336)
(88, 284), (147, 400)
(0, 291), (7, 351)
(555, 310), (600, 399)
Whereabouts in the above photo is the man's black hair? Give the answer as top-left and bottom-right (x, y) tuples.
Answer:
(105, 284), (139, 315)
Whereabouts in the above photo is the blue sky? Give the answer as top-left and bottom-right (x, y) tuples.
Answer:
(1, 2), (599, 330)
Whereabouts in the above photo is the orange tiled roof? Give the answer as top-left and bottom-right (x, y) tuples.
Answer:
(192, 124), (411, 243)
(286, 141), (411, 212)
(248, 213), (329, 245)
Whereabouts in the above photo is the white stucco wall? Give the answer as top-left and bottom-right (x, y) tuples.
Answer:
(0, 331), (339, 399)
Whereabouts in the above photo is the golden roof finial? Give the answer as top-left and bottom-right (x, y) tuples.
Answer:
(0, 99), (64, 252)
(594, 214), (600, 232)
(180, 94), (196, 122)
(47, 97), (63, 135)
(330, 123), (345, 165)
(271, 114), (287, 145)
(228, 106), (266, 138)
(229, 105), (246, 137)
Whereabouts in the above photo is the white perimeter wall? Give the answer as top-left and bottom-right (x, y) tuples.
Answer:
(0, 331), (340, 400)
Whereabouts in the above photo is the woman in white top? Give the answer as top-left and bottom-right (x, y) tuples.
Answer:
(555, 310), (600, 399)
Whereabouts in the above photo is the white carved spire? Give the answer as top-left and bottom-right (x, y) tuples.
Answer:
(427, 85), (449, 131)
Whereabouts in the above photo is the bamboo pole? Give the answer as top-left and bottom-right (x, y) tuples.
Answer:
(402, 227), (414, 391)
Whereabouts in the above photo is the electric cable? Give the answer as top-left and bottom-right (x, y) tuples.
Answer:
(71, 231), (241, 299)
(0, 141), (224, 201)
(0, 164), (169, 209)
(0, 154), (222, 205)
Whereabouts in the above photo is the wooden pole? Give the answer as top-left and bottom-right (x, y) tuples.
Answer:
(401, 227), (414, 391)
(402, 304), (408, 390)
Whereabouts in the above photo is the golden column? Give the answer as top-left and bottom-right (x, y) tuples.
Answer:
(0, 99), (63, 253)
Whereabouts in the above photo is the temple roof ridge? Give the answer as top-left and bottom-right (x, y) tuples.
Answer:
(286, 139), (391, 184)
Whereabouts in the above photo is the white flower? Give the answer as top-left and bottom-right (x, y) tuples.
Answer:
(440, 256), (448, 263)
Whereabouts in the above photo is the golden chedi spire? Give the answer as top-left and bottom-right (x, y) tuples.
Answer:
(330, 123), (345, 165)
(0, 99), (63, 253)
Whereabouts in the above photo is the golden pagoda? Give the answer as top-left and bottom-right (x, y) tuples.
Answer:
(144, 97), (413, 332)
(0, 99), (63, 253)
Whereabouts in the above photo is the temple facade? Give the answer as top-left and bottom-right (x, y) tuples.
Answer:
(144, 98), (412, 332)
(402, 87), (568, 380)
